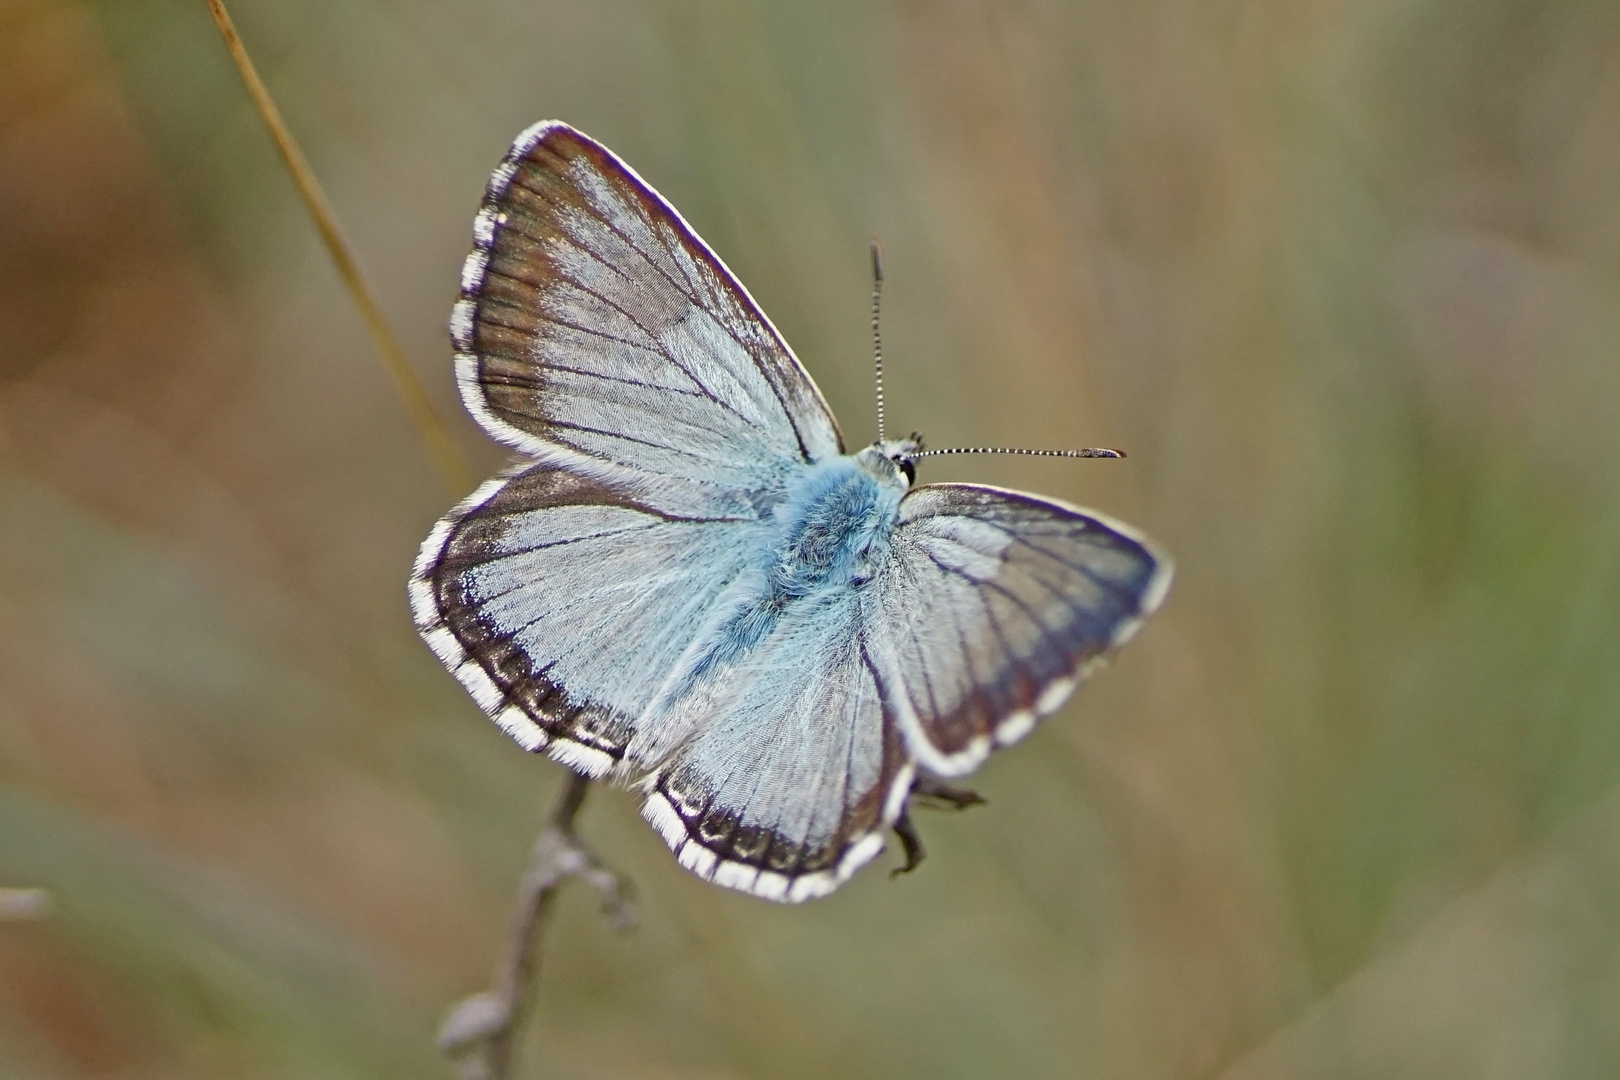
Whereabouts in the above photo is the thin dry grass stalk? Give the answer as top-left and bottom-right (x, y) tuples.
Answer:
(202, 0), (473, 495)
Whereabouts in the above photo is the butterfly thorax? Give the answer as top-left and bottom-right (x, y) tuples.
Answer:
(672, 453), (906, 690)
(766, 452), (907, 599)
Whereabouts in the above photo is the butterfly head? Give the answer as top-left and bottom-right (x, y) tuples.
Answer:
(859, 433), (924, 488)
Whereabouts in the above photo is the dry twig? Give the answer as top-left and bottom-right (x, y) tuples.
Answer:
(438, 773), (634, 1080)
(203, 0), (472, 494)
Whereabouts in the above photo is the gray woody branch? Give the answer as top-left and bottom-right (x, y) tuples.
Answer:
(439, 773), (633, 1080)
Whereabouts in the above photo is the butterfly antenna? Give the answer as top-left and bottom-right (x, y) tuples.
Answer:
(866, 241), (1121, 462)
(914, 445), (1127, 459)
(870, 240), (886, 444)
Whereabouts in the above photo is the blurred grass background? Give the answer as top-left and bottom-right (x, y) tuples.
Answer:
(2, 0), (1619, 1076)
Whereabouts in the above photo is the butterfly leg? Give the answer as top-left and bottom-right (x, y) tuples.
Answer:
(890, 776), (986, 879)
(911, 775), (986, 811)
(890, 809), (927, 878)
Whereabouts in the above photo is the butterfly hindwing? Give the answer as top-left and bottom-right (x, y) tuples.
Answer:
(641, 592), (915, 902)
(453, 121), (843, 517)
(865, 484), (1172, 776)
(411, 463), (771, 777)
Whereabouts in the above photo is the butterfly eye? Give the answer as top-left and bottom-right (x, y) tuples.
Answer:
(898, 458), (916, 484)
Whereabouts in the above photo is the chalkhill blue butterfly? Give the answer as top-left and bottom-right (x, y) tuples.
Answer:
(410, 122), (1172, 902)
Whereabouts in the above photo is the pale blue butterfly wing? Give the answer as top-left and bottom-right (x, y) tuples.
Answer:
(414, 465), (768, 774)
(642, 587), (916, 902)
(445, 121), (842, 518)
(414, 121), (1174, 902)
(863, 484), (1172, 778)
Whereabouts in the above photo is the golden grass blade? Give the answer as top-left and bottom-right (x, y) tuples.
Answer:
(203, 0), (473, 495)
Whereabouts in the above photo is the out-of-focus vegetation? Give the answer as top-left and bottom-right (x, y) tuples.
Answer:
(2, 0), (1618, 1076)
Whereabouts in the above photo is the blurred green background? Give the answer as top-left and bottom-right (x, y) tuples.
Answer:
(3, 0), (1619, 1076)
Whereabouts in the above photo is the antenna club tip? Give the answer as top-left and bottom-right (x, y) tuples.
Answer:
(869, 240), (885, 281)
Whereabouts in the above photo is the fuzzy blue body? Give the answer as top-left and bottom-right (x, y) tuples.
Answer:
(769, 455), (902, 595)
(685, 452), (904, 683)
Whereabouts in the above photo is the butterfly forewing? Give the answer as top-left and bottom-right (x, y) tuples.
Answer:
(453, 122), (843, 518)
(866, 484), (1171, 776)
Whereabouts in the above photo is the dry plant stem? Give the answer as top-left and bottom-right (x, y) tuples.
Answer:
(203, 0), (473, 495)
(439, 772), (634, 1080)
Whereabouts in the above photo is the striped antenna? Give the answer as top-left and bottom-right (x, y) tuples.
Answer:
(870, 244), (1122, 462)
(870, 240), (886, 444)
(914, 446), (1125, 460)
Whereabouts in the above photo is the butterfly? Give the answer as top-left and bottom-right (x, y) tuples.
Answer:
(410, 122), (1172, 903)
